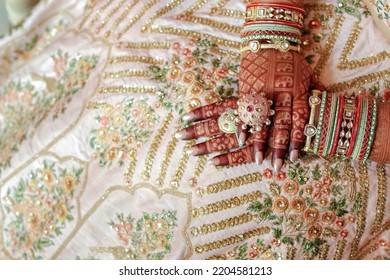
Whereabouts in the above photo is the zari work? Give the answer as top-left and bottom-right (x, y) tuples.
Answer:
(0, 0), (390, 260)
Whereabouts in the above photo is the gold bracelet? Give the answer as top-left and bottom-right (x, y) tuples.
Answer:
(240, 40), (300, 54)
(303, 90), (322, 152)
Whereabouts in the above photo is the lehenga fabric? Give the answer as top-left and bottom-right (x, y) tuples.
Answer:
(0, 0), (390, 260)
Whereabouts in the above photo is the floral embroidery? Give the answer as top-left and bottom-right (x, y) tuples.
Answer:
(221, 239), (281, 260)
(0, 51), (98, 175)
(0, 81), (53, 173)
(335, 0), (371, 19)
(109, 211), (177, 260)
(149, 39), (239, 113)
(11, 20), (69, 62)
(89, 98), (159, 167)
(247, 162), (360, 259)
(374, 0), (390, 27)
(2, 160), (83, 259)
(51, 50), (99, 118)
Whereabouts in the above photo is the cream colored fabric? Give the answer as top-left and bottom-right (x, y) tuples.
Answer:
(0, 0), (390, 260)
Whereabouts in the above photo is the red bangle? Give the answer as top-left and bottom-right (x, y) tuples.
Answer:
(241, 29), (301, 40)
(247, 3), (305, 14)
(347, 96), (361, 157)
(244, 20), (302, 29)
(318, 93), (333, 155)
(330, 95), (345, 156)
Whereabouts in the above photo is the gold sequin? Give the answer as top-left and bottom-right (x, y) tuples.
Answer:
(194, 227), (270, 253)
(99, 85), (157, 94)
(141, 113), (173, 181)
(169, 140), (195, 189)
(204, 172), (262, 194)
(372, 164), (387, 231)
(156, 133), (179, 188)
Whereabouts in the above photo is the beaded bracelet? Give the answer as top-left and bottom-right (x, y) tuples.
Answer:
(358, 98), (376, 161)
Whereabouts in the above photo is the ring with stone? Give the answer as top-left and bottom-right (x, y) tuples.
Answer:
(235, 92), (274, 133)
(218, 108), (238, 134)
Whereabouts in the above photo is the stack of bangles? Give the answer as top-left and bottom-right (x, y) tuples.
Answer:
(241, 2), (304, 54)
(303, 90), (378, 162)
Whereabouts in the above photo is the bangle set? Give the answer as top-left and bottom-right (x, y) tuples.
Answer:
(241, 2), (304, 54)
(303, 91), (378, 162)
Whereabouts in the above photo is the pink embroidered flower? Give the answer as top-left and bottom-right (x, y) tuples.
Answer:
(301, 35), (315, 51)
(322, 176), (332, 186)
(339, 229), (349, 239)
(376, 239), (388, 247)
(262, 168), (273, 179)
(216, 68), (228, 78)
(308, 18), (321, 29)
(348, 214), (356, 223)
(181, 48), (192, 56)
(248, 250), (259, 259)
(100, 115), (110, 126)
(335, 217), (345, 228)
(277, 171), (287, 181)
(54, 56), (67, 77)
(172, 42), (181, 51)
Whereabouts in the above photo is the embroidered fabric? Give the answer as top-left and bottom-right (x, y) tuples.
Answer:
(0, 0), (390, 260)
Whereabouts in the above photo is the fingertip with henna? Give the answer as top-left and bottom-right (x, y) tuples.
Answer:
(289, 149), (299, 162)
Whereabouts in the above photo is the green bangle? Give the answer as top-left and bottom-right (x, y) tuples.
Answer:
(241, 34), (301, 44)
(351, 98), (368, 160)
(243, 24), (301, 34)
(323, 94), (339, 157)
(362, 99), (377, 162)
(313, 91), (328, 154)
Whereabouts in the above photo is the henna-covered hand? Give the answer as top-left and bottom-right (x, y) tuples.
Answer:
(239, 48), (312, 171)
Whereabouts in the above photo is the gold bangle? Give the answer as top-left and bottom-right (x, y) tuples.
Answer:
(240, 40), (300, 53)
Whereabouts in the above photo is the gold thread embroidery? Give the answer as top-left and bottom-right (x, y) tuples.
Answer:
(88, 0), (115, 28)
(314, 15), (344, 76)
(338, 22), (390, 70)
(318, 242), (329, 260)
(117, 41), (171, 49)
(328, 69), (390, 92)
(287, 246), (296, 260)
(104, 0), (139, 38)
(95, 0), (127, 34)
(192, 190), (262, 218)
(194, 226), (270, 254)
(51, 183), (193, 260)
(141, 113), (174, 181)
(117, 0), (160, 39)
(372, 163), (387, 231)
(78, 0), (98, 29)
(190, 212), (255, 237)
(349, 162), (369, 259)
(108, 55), (163, 65)
(188, 156), (207, 189)
(141, 0), (240, 49)
(343, 160), (357, 200)
(169, 140), (195, 189)
(103, 69), (152, 79)
(124, 148), (137, 185)
(98, 85), (157, 94)
(334, 239), (347, 260)
(156, 133), (179, 188)
(205, 172), (262, 195)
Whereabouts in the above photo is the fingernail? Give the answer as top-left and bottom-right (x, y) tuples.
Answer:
(289, 150), (299, 162)
(182, 114), (192, 121)
(238, 132), (246, 147)
(186, 148), (193, 155)
(207, 158), (219, 165)
(255, 151), (263, 165)
(175, 132), (183, 139)
(238, 139), (244, 147)
(273, 159), (283, 172)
